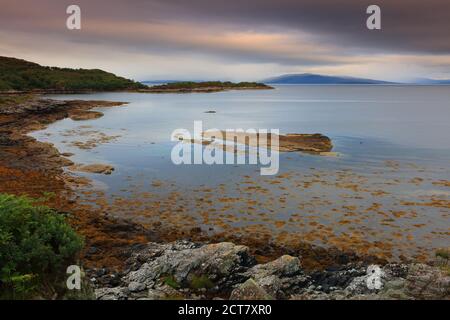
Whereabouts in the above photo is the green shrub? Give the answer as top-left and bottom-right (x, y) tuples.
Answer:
(0, 193), (84, 298)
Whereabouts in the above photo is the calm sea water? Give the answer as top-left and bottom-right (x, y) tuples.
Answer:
(32, 85), (450, 260)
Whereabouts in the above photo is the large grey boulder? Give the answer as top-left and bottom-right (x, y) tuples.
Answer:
(128, 281), (146, 293)
(123, 240), (254, 288)
(404, 264), (449, 299)
(242, 255), (309, 298)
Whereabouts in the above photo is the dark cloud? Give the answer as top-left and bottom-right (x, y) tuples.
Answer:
(143, 0), (450, 54)
(1, 0), (450, 80)
(1, 0), (450, 54)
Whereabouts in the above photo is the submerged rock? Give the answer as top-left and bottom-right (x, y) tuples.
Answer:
(70, 110), (104, 121)
(71, 164), (115, 175)
(201, 130), (333, 153)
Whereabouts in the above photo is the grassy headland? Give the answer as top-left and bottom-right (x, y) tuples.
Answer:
(0, 57), (273, 94)
(0, 56), (146, 93)
(142, 81), (273, 93)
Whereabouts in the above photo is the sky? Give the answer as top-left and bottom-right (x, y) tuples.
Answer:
(1, 0), (450, 82)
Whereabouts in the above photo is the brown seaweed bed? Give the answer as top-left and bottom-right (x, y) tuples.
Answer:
(74, 161), (449, 265)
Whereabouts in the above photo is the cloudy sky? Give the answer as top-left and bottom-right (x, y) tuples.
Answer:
(1, 0), (450, 81)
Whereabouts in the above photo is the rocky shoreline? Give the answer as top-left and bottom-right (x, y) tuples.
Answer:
(0, 97), (124, 172)
(92, 240), (449, 300)
(0, 96), (150, 268)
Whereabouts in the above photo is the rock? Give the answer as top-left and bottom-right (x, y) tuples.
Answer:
(202, 131), (333, 153)
(344, 275), (371, 295)
(61, 152), (74, 157)
(244, 255), (308, 298)
(72, 163), (115, 175)
(69, 110), (104, 121)
(95, 287), (128, 300)
(147, 285), (184, 300)
(230, 279), (273, 300)
(309, 267), (365, 293)
(128, 281), (146, 293)
(405, 264), (450, 299)
(382, 264), (409, 279)
(0, 98), (67, 115)
(384, 279), (406, 291)
(0, 134), (16, 146)
(280, 133), (333, 152)
(344, 264), (393, 295)
(123, 241), (254, 288)
(378, 279), (410, 300)
(249, 255), (301, 277)
(339, 263), (449, 300)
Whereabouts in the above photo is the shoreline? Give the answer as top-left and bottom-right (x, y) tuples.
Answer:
(137, 86), (274, 94)
(0, 85), (274, 96)
(0, 96), (150, 268)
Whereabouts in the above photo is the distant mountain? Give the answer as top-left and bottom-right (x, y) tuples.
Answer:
(409, 78), (450, 85)
(0, 56), (146, 92)
(263, 73), (394, 84)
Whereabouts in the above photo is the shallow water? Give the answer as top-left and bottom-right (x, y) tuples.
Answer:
(32, 85), (450, 261)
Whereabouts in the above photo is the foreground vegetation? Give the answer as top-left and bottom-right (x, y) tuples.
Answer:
(0, 56), (146, 92)
(0, 194), (86, 299)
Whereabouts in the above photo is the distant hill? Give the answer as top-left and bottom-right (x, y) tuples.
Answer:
(0, 56), (146, 92)
(263, 73), (394, 84)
